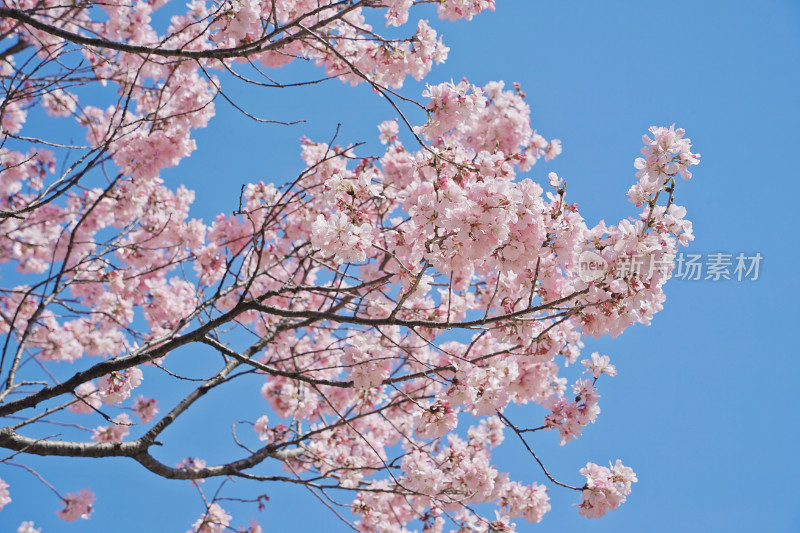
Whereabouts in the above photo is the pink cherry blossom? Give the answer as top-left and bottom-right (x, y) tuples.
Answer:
(132, 396), (159, 423)
(415, 399), (458, 439)
(632, 125), (700, 198)
(581, 353), (617, 378)
(501, 481), (551, 523)
(385, 0), (413, 26)
(544, 139), (562, 161)
(56, 489), (95, 521)
(238, 520), (263, 533)
(41, 88), (77, 117)
(341, 335), (393, 389)
(188, 503), (232, 533)
(415, 81), (487, 140)
(578, 460), (637, 518)
(68, 381), (102, 414)
(310, 212), (374, 265)
(378, 119), (400, 144)
(437, 0), (496, 21)
(0, 97), (26, 134)
(91, 413), (132, 443)
(253, 415), (270, 440)
(0, 478), (10, 511)
(97, 367), (143, 405)
(544, 378), (601, 445)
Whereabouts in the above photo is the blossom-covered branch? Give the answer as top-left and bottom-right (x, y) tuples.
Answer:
(0, 0), (700, 531)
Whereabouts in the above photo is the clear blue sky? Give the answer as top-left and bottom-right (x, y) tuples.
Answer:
(3, 1), (799, 532)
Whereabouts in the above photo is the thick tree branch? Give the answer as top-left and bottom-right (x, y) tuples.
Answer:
(0, 427), (144, 457)
(0, 1), (364, 60)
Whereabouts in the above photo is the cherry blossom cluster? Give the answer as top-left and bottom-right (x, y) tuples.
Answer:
(91, 413), (132, 443)
(582, 352), (618, 378)
(132, 396), (159, 423)
(0, 0), (467, 364)
(386, 0), (495, 26)
(189, 503), (232, 533)
(628, 125), (700, 204)
(537, 352), (618, 444)
(187, 502), (261, 532)
(0, 81), (697, 529)
(56, 489), (95, 521)
(543, 378), (601, 445)
(97, 368), (144, 405)
(578, 460), (638, 518)
(0, 0), (700, 529)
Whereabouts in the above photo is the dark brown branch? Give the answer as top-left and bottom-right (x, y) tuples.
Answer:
(0, 303), (252, 417)
(0, 427), (144, 457)
(132, 445), (304, 479)
(0, 426), (303, 476)
(0, 1), (363, 60)
(497, 412), (582, 491)
(0, 38), (29, 60)
(252, 287), (588, 329)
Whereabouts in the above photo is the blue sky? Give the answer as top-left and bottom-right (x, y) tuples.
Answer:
(3, 1), (800, 532)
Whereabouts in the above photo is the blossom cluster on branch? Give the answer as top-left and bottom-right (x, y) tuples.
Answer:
(0, 0), (698, 531)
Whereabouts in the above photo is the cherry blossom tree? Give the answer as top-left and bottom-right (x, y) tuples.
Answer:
(0, 0), (699, 531)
